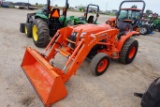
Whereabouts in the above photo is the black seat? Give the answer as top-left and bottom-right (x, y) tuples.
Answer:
(117, 21), (132, 39)
(87, 15), (94, 23)
(49, 8), (61, 36)
(50, 8), (61, 24)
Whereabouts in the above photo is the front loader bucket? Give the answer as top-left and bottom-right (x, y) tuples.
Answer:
(21, 47), (67, 107)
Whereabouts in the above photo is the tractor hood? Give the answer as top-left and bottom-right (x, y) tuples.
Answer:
(73, 24), (112, 34)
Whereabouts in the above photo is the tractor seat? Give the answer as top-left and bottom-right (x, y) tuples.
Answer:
(88, 15), (94, 23)
(117, 21), (132, 39)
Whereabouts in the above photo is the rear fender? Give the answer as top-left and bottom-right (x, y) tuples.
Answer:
(35, 13), (48, 20)
(76, 21), (87, 24)
(117, 31), (139, 52)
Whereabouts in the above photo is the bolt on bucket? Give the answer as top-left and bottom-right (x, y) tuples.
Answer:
(21, 47), (68, 107)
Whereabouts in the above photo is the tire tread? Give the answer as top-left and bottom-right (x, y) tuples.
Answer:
(32, 18), (50, 47)
(120, 38), (138, 64)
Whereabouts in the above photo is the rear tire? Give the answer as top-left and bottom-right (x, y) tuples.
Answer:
(119, 38), (138, 64)
(90, 53), (110, 76)
(140, 25), (148, 35)
(25, 23), (32, 37)
(32, 18), (50, 48)
(20, 23), (25, 33)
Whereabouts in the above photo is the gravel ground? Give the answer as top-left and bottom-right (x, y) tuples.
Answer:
(0, 8), (160, 107)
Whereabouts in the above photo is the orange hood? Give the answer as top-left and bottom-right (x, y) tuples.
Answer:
(73, 24), (112, 34)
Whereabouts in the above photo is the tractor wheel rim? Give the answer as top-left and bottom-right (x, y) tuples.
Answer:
(33, 25), (38, 41)
(25, 26), (27, 35)
(140, 27), (147, 34)
(129, 47), (136, 59)
(97, 59), (108, 73)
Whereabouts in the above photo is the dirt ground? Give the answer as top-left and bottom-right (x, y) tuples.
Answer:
(0, 8), (160, 107)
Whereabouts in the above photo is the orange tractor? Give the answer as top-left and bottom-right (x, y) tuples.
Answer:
(106, 0), (145, 33)
(21, 22), (139, 106)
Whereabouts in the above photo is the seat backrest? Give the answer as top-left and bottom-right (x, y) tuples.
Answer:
(87, 15), (94, 23)
(117, 21), (132, 32)
(116, 21), (133, 39)
(51, 8), (60, 18)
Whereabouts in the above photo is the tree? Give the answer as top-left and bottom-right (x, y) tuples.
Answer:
(131, 5), (137, 8)
(35, 3), (38, 5)
(146, 9), (153, 15)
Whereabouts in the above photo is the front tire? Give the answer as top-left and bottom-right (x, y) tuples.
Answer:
(32, 18), (50, 48)
(90, 53), (110, 76)
(20, 23), (25, 33)
(119, 38), (138, 64)
(25, 23), (32, 37)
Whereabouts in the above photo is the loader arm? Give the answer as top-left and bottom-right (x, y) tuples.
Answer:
(43, 26), (118, 82)
(45, 27), (73, 61)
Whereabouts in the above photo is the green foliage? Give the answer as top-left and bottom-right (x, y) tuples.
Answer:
(79, 7), (85, 12)
(146, 9), (153, 15)
(131, 5), (137, 8)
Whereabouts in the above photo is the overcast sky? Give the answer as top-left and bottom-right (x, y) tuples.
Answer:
(9, 0), (160, 14)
